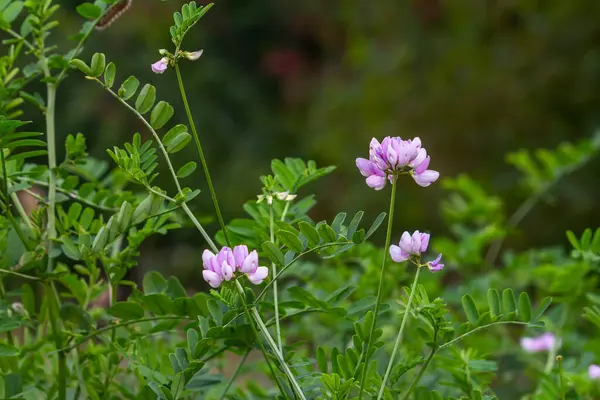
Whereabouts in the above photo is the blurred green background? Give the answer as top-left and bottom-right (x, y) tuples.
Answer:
(30, 0), (600, 285)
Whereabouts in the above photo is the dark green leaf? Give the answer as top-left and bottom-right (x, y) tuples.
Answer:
(76, 3), (102, 20)
(150, 101), (174, 129)
(518, 292), (532, 321)
(135, 84), (156, 114)
(461, 294), (479, 325)
(298, 221), (320, 247)
(107, 302), (145, 320)
(104, 62), (116, 88)
(262, 241), (285, 266)
(176, 161), (197, 178)
(118, 76), (140, 100)
(278, 230), (304, 253)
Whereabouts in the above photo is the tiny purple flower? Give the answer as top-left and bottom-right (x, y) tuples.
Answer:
(428, 253), (444, 272)
(520, 333), (556, 353)
(151, 57), (168, 74)
(589, 364), (600, 379)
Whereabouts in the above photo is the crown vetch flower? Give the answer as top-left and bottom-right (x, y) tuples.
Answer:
(151, 57), (169, 74)
(520, 333), (556, 353)
(202, 245), (269, 288)
(389, 231), (430, 262)
(389, 230), (444, 272)
(589, 364), (600, 379)
(356, 136), (439, 189)
(184, 49), (204, 60)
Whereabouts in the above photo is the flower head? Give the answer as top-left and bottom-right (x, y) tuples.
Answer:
(520, 333), (556, 353)
(151, 57), (169, 74)
(202, 245), (269, 288)
(589, 364), (600, 379)
(389, 231), (430, 262)
(356, 136), (439, 190)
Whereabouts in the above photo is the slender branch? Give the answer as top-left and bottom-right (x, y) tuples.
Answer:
(98, 81), (217, 252)
(256, 241), (354, 302)
(10, 191), (33, 229)
(485, 187), (547, 265)
(18, 177), (120, 213)
(437, 321), (532, 351)
(174, 64), (231, 247)
(218, 349), (250, 400)
(378, 265), (421, 399)
(270, 203), (282, 353)
(0, 269), (43, 281)
(401, 348), (436, 400)
(358, 176), (397, 397)
(54, 316), (188, 354)
(1, 28), (35, 51)
(234, 281), (289, 398)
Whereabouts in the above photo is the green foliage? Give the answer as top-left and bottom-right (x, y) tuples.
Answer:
(0, 1), (596, 400)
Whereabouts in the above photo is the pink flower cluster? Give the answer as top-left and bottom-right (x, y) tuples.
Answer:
(202, 245), (269, 288)
(389, 230), (444, 272)
(356, 137), (439, 190)
(520, 332), (556, 353)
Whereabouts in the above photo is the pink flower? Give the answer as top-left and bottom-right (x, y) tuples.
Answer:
(390, 231), (430, 262)
(356, 136), (439, 190)
(589, 364), (600, 379)
(151, 57), (168, 74)
(520, 333), (556, 353)
(202, 245), (269, 288)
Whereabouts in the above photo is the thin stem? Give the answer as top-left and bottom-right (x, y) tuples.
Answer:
(1, 28), (35, 51)
(234, 281), (289, 398)
(358, 176), (397, 397)
(256, 241), (354, 302)
(485, 188), (546, 265)
(0, 269), (43, 281)
(437, 321), (532, 351)
(556, 355), (566, 400)
(55, 316), (188, 354)
(401, 348), (436, 400)
(270, 203), (282, 353)
(46, 283), (67, 400)
(18, 178), (119, 212)
(378, 265), (422, 400)
(99, 81), (217, 252)
(218, 349), (250, 400)
(10, 192), (33, 229)
(174, 64), (231, 247)
(251, 305), (306, 399)
(45, 84), (57, 273)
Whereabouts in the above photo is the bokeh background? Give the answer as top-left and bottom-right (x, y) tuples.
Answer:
(32, 0), (600, 285)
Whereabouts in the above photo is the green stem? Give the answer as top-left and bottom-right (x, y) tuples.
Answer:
(557, 355), (566, 400)
(99, 81), (217, 252)
(358, 176), (397, 397)
(234, 281), (288, 398)
(47, 283), (67, 400)
(438, 321), (533, 351)
(270, 203), (282, 353)
(10, 191), (33, 229)
(378, 265), (421, 400)
(218, 349), (250, 400)
(256, 241), (354, 302)
(0, 269), (43, 281)
(401, 348), (436, 400)
(18, 177), (119, 212)
(45, 84), (57, 273)
(174, 64), (231, 247)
